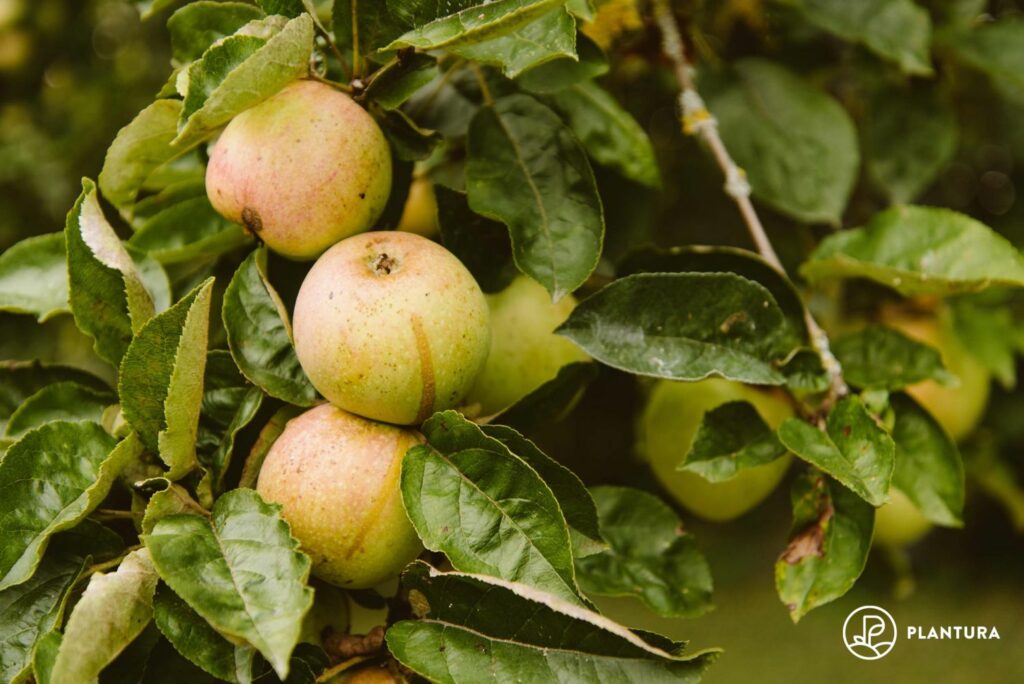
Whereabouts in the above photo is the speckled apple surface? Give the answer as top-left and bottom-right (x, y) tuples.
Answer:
(466, 275), (589, 415)
(641, 378), (794, 522)
(206, 79), (391, 260)
(293, 231), (490, 425)
(256, 404), (423, 588)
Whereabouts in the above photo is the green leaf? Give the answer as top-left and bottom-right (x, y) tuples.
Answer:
(144, 489), (313, 680)
(863, 86), (958, 204)
(435, 187), (517, 294)
(385, 0), (564, 51)
(682, 401), (789, 482)
(558, 273), (797, 385)
(948, 18), (1024, 94)
(141, 481), (208, 536)
(0, 361), (108, 437)
(238, 405), (303, 490)
(545, 79), (660, 188)
(30, 630), (60, 684)
(0, 233), (68, 323)
(168, 1), (266, 66)
(66, 179), (157, 367)
(373, 106), (443, 161)
(783, 0), (932, 74)
(516, 33), (608, 93)
(890, 393), (964, 527)
(258, 0), (305, 16)
(480, 423), (605, 558)
(331, 0), (408, 70)
(801, 205), (1024, 295)
(775, 471), (874, 622)
(619, 245), (810, 343)
(223, 250), (317, 407)
(364, 53), (439, 110)
(832, 325), (953, 390)
(4, 382), (115, 439)
(196, 351), (264, 490)
(0, 424), (139, 591)
(706, 59), (859, 224)
(0, 554), (84, 684)
(467, 94), (604, 300)
(51, 549), (159, 683)
(576, 487), (713, 618)
(387, 562), (718, 683)
(401, 411), (583, 605)
(153, 584), (254, 683)
(951, 292), (1022, 389)
(175, 14), (314, 147)
(497, 361), (598, 431)
(119, 279), (214, 480)
(777, 396), (895, 506)
(99, 100), (190, 210)
(129, 194), (252, 264)
(446, 8), (578, 78)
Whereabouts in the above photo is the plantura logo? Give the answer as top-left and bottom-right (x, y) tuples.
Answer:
(843, 605), (898, 660)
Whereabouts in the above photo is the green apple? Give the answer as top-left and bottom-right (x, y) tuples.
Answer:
(464, 276), (589, 416)
(873, 488), (932, 547)
(256, 404), (423, 588)
(293, 231), (490, 425)
(640, 378), (793, 522)
(885, 311), (990, 442)
(206, 79), (391, 260)
(397, 177), (439, 238)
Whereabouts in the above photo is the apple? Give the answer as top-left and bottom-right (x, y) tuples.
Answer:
(293, 231), (490, 425)
(206, 79), (391, 260)
(256, 404), (424, 588)
(396, 177), (439, 238)
(884, 311), (990, 442)
(873, 488), (932, 547)
(639, 378), (793, 522)
(464, 276), (589, 416)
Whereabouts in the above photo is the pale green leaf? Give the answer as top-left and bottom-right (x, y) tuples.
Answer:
(385, 0), (564, 51)
(0, 233), (68, 323)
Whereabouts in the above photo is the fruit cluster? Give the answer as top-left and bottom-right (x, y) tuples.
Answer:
(209, 79), (586, 589)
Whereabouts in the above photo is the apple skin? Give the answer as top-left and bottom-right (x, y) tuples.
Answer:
(293, 231), (490, 425)
(464, 276), (589, 416)
(884, 312), (990, 442)
(640, 378), (793, 522)
(256, 404), (424, 588)
(397, 178), (439, 238)
(873, 488), (932, 547)
(206, 79), (391, 260)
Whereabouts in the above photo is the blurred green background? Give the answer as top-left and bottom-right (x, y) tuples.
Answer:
(1, 0), (1022, 682)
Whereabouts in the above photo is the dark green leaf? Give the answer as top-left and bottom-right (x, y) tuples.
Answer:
(258, 0), (304, 17)
(119, 279), (214, 480)
(129, 194), (252, 264)
(576, 486), (713, 618)
(545, 80), (660, 188)
(833, 325), (953, 390)
(948, 18), (1024, 94)
(66, 179), (156, 368)
(435, 186), (517, 294)
(364, 52), (439, 109)
(777, 396), (895, 506)
(373, 107), (443, 161)
(387, 562), (718, 683)
(801, 205), (1024, 295)
(706, 59), (859, 224)
(385, 0), (564, 51)
(4, 382), (115, 439)
(0, 361), (108, 437)
(168, 1), (266, 66)
(331, 0), (408, 71)
(498, 361), (598, 431)
(196, 351), (264, 490)
(558, 273), (797, 385)
(0, 233), (68, 322)
(784, 0), (932, 74)
(890, 393), (964, 527)
(144, 489), (313, 680)
(0, 424), (138, 590)
(775, 471), (874, 622)
(682, 401), (789, 482)
(467, 94), (603, 299)
(446, 8), (578, 78)
(223, 249), (317, 407)
(951, 292), (1023, 389)
(516, 33), (608, 93)
(401, 411), (582, 605)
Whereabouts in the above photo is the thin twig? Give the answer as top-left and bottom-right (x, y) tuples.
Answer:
(652, 0), (848, 404)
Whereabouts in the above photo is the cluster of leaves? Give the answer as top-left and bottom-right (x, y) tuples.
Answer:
(2, 0), (1024, 682)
